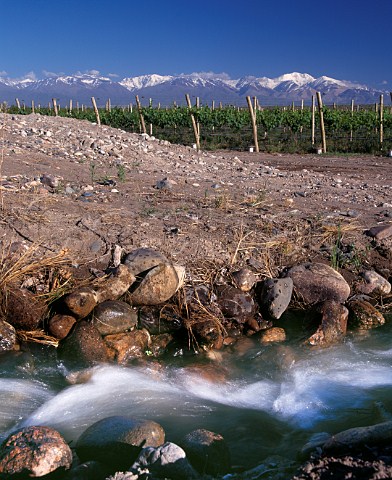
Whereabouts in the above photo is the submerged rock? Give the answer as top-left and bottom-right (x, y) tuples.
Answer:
(76, 416), (165, 470)
(284, 262), (350, 306)
(323, 420), (392, 455)
(260, 327), (286, 343)
(0, 426), (72, 477)
(181, 428), (231, 476)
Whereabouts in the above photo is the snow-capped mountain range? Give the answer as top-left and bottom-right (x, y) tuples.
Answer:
(0, 71), (386, 106)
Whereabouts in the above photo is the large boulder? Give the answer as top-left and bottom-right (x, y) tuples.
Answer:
(284, 262), (350, 306)
(91, 300), (138, 336)
(181, 428), (231, 475)
(0, 426), (72, 477)
(57, 320), (110, 367)
(124, 248), (183, 305)
(76, 416), (165, 470)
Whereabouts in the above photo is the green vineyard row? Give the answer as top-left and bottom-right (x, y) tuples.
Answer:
(4, 103), (392, 153)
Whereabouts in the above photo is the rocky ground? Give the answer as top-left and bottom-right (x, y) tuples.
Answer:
(1, 112), (391, 277)
(1, 113), (392, 479)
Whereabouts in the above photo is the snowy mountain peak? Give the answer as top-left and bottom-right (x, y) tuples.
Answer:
(120, 74), (173, 91)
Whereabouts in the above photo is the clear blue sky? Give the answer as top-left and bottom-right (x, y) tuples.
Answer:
(1, 0), (391, 89)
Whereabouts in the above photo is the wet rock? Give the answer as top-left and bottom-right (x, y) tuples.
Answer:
(3, 288), (46, 330)
(348, 298), (385, 330)
(63, 286), (98, 319)
(57, 320), (110, 367)
(190, 319), (224, 349)
(124, 248), (183, 305)
(306, 300), (348, 346)
(91, 300), (138, 336)
(231, 267), (257, 292)
(0, 425), (72, 477)
(131, 442), (198, 479)
(181, 428), (231, 476)
(367, 224), (392, 240)
(323, 420), (392, 455)
(0, 320), (17, 351)
(150, 333), (174, 356)
(104, 329), (151, 363)
(260, 277), (293, 319)
(64, 460), (110, 480)
(138, 305), (183, 335)
(284, 262), (350, 306)
(357, 270), (391, 296)
(260, 327), (286, 343)
(215, 284), (256, 322)
(47, 314), (76, 339)
(76, 416), (165, 470)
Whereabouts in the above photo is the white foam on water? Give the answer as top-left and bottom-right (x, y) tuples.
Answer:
(0, 379), (53, 435)
(16, 341), (392, 439)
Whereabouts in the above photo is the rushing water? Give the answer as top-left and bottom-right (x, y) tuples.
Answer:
(1, 314), (392, 472)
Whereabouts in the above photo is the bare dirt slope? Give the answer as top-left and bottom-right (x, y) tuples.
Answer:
(1, 113), (391, 280)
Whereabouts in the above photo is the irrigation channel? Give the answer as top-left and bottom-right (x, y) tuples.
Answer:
(1, 312), (392, 475)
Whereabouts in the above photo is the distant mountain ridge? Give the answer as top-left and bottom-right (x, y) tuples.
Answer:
(0, 71), (387, 106)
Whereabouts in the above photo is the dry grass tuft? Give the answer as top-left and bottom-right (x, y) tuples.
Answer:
(16, 330), (59, 347)
(0, 244), (72, 296)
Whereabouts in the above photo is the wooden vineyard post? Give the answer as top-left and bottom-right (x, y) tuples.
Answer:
(350, 99), (354, 142)
(31, 100), (35, 114)
(15, 98), (20, 109)
(52, 98), (59, 116)
(135, 95), (146, 134)
(316, 92), (327, 153)
(91, 97), (101, 126)
(380, 94), (384, 145)
(311, 95), (315, 146)
(246, 95), (259, 152)
(185, 94), (200, 151)
(196, 96), (200, 137)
